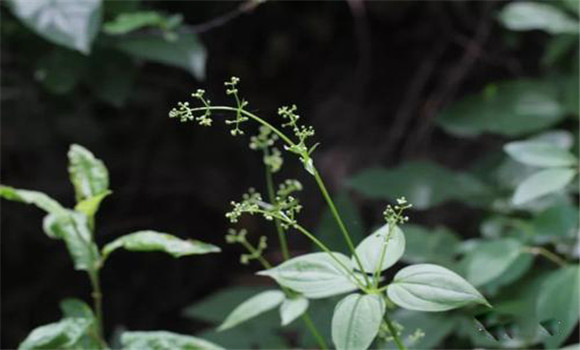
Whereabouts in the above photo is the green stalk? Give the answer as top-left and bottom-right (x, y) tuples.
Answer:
(383, 309), (407, 350)
(263, 149), (290, 261)
(88, 270), (106, 348)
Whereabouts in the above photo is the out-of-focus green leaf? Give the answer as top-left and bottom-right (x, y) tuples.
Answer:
(18, 317), (92, 350)
(543, 35), (578, 66)
(483, 253), (534, 294)
(315, 192), (364, 254)
(354, 223), (405, 273)
(68, 144), (109, 202)
(103, 11), (182, 35)
(218, 290), (285, 331)
(115, 32), (206, 80)
(280, 295), (309, 326)
(498, 2), (579, 34)
(8, 0), (102, 54)
(349, 161), (490, 209)
(537, 265), (580, 348)
(0, 185), (65, 215)
(387, 264), (489, 312)
(331, 293), (384, 350)
(59, 299), (99, 350)
(402, 224), (460, 267)
(102, 230), (220, 258)
(437, 80), (566, 137)
(84, 49), (137, 107)
(388, 309), (459, 349)
(464, 238), (523, 286)
(513, 168), (576, 205)
(121, 331), (223, 350)
(35, 49), (87, 94)
(504, 140), (577, 167)
(43, 211), (99, 271)
(532, 203), (579, 243)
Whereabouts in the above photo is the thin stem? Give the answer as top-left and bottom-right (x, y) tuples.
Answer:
(263, 149), (290, 261)
(383, 309), (407, 350)
(301, 313), (329, 349)
(523, 246), (568, 267)
(312, 169), (370, 287)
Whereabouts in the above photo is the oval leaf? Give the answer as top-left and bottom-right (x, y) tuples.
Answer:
(331, 293), (385, 350)
(121, 330), (223, 350)
(513, 168), (576, 205)
(218, 290), (285, 331)
(504, 141), (577, 168)
(68, 144), (109, 202)
(354, 223), (405, 273)
(465, 238), (523, 286)
(102, 230), (220, 259)
(257, 252), (358, 299)
(279, 295), (309, 326)
(387, 264), (489, 312)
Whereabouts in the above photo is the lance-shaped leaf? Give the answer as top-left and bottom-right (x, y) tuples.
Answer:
(18, 317), (93, 350)
(331, 293), (385, 350)
(0, 185), (65, 215)
(387, 264), (490, 312)
(74, 190), (112, 219)
(279, 295), (309, 326)
(68, 144), (109, 202)
(354, 223), (405, 273)
(513, 168), (576, 205)
(504, 141), (577, 168)
(102, 230), (220, 259)
(43, 211), (99, 271)
(257, 252), (358, 299)
(121, 331), (223, 350)
(218, 290), (285, 331)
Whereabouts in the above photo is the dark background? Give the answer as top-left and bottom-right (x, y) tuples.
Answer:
(0, 1), (556, 348)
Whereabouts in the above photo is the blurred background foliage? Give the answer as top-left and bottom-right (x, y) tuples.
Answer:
(1, 0), (578, 349)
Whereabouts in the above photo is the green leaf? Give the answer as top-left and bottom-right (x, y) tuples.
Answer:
(115, 32), (207, 80)
(437, 79), (566, 137)
(315, 192), (364, 254)
(34, 49), (87, 95)
(354, 223), (405, 273)
(464, 238), (523, 286)
(257, 252), (358, 299)
(59, 299), (99, 350)
(18, 317), (93, 350)
(331, 293), (385, 350)
(218, 290), (285, 331)
(402, 224), (460, 267)
(279, 295), (309, 326)
(84, 49), (137, 107)
(74, 190), (111, 218)
(498, 2), (579, 35)
(0, 185), (65, 215)
(504, 140), (577, 167)
(387, 264), (489, 312)
(532, 203), (579, 243)
(537, 265), (580, 348)
(102, 230), (220, 258)
(390, 310), (458, 349)
(103, 11), (182, 35)
(43, 211), (100, 271)
(513, 168), (576, 205)
(68, 144), (109, 202)
(121, 331), (223, 350)
(349, 161), (490, 209)
(8, 0), (102, 54)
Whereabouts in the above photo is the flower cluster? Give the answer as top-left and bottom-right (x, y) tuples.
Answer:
(225, 188), (262, 223)
(168, 89), (213, 126)
(278, 105), (318, 175)
(224, 77), (249, 136)
(383, 197), (412, 226)
(250, 126), (284, 173)
(225, 228), (268, 265)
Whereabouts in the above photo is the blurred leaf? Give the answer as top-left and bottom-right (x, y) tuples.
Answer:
(537, 265), (580, 348)
(59, 299), (99, 350)
(43, 211), (100, 271)
(18, 317), (92, 350)
(504, 140), (577, 167)
(279, 295), (309, 326)
(35, 49), (87, 94)
(402, 224), (460, 268)
(102, 230), (220, 258)
(464, 239), (522, 287)
(103, 11), (182, 35)
(389, 309), (459, 349)
(8, 0), (102, 54)
(543, 35), (578, 66)
(218, 290), (285, 331)
(387, 264), (489, 312)
(331, 294), (384, 350)
(257, 252), (358, 299)
(437, 80), (566, 137)
(354, 223), (405, 273)
(121, 331), (223, 350)
(349, 161), (491, 210)
(315, 192), (364, 254)
(84, 49), (137, 107)
(513, 168), (576, 205)
(115, 32), (206, 80)
(498, 2), (579, 34)
(532, 203), (579, 243)
(0, 185), (65, 215)
(68, 144), (109, 202)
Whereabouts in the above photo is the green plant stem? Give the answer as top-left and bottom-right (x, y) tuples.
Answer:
(263, 150), (290, 261)
(523, 246), (568, 267)
(383, 309), (407, 350)
(88, 270), (106, 349)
